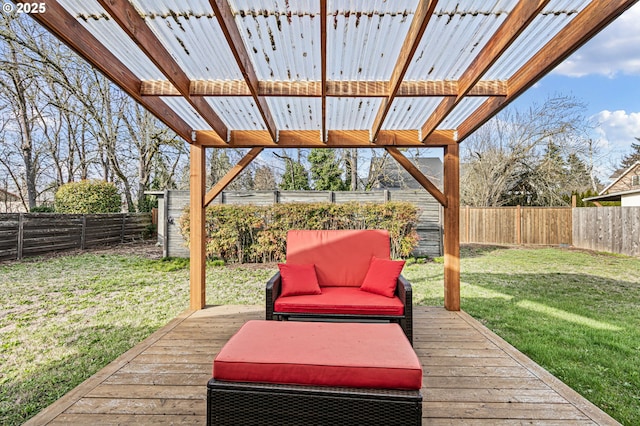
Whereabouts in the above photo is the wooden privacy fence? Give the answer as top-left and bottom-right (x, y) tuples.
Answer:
(0, 213), (152, 261)
(161, 190), (443, 259)
(460, 206), (573, 246)
(573, 207), (640, 256)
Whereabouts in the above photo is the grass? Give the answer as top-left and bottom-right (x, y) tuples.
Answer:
(0, 244), (638, 425)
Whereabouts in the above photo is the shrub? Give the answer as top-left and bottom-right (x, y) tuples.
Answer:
(30, 205), (55, 213)
(54, 180), (121, 214)
(179, 202), (419, 263)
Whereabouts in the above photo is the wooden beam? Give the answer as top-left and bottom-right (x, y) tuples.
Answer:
(457, 0), (639, 142)
(189, 143), (206, 310)
(19, 0), (193, 141)
(196, 129), (456, 148)
(371, 0), (438, 142)
(420, 0), (549, 140)
(210, 0), (278, 142)
(320, 0), (327, 142)
(97, 0), (228, 140)
(204, 148), (263, 206)
(443, 143), (460, 311)
(385, 147), (446, 207)
(140, 79), (509, 97)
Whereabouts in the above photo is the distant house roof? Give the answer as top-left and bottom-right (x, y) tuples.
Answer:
(584, 187), (640, 203)
(0, 189), (20, 202)
(374, 157), (442, 190)
(600, 161), (640, 195)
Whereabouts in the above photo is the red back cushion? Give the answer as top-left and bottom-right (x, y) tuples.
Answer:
(286, 230), (391, 287)
(360, 257), (406, 297)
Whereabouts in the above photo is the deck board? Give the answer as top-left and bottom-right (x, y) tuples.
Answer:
(25, 305), (620, 425)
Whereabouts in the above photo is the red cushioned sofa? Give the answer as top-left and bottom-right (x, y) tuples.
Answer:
(265, 229), (413, 344)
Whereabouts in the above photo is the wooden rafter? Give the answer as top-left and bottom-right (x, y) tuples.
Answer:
(203, 148), (263, 206)
(20, 0), (193, 141)
(371, 0), (438, 142)
(97, 0), (229, 141)
(420, 0), (550, 141)
(140, 79), (508, 98)
(385, 147), (446, 207)
(457, 0), (638, 142)
(196, 129), (456, 148)
(210, 0), (278, 142)
(320, 0), (327, 142)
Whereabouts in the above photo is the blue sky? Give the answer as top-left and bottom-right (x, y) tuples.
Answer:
(511, 2), (640, 177)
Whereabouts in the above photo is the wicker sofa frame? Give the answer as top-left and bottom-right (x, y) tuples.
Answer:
(266, 273), (414, 344)
(207, 379), (422, 426)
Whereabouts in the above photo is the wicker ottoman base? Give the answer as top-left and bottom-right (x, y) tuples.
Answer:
(207, 379), (422, 426)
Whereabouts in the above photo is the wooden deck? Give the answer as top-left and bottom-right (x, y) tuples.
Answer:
(26, 305), (620, 425)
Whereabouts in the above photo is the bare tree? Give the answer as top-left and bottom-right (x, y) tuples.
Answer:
(461, 96), (595, 206)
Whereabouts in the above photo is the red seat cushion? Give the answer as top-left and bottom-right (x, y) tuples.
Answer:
(213, 321), (421, 390)
(274, 287), (404, 316)
(286, 230), (390, 287)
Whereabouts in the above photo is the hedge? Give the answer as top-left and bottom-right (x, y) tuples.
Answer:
(179, 202), (419, 263)
(55, 180), (121, 213)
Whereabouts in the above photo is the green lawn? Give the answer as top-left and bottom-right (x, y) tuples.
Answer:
(1, 244), (638, 425)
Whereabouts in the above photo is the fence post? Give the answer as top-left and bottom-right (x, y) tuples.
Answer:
(81, 215), (87, 250)
(17, 212), (24, 260)
(465, 205), (470, 243)
(120, 214), (126, 243)
(516, 205), (522, 245)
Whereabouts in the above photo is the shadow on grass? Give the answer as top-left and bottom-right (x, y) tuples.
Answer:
(460, 244), (514, 258)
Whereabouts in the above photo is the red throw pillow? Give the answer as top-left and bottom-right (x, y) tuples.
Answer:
(360, 257), (405, 298)
(278, 263), (322, 297)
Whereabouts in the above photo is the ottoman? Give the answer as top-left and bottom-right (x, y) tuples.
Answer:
(207, 320), (422, 426)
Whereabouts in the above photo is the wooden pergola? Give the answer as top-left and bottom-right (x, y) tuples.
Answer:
(22, 0), (637, 312)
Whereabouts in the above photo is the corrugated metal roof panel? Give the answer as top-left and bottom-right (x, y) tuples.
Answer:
(235, 11), (320, 81)
(383, 97), (443, 130)
(160, 97), (211, 131)
(58, 0), (165, 80)
(206, 98), (265, 131)
(141, 12), (243, 80)
(484, 1), (586, 79)
(328, 98), (383, 130)
(410, 1), (514, 80)
(266, 98), (321, 130)
(327, 1), (417, 81)
(405, 0), (517, 80)
(231, 0), (318, 15)
(438, 97), (489, 129)
(130, 0), (212, 16)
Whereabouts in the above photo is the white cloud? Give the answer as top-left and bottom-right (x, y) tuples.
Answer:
(592, 110), (640, 156)
(554, 3), (640, 77)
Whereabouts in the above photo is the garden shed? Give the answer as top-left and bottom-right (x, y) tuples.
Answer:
(22, 0), (637, 313)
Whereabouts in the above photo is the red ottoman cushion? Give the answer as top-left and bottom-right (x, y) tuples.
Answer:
(213, 321), (421, 390)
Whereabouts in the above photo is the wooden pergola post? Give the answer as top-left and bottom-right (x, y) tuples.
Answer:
(443, 143), (461, 311)
(189, 143), (207, 310)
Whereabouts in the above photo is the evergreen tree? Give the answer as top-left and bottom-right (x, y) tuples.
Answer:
(308, 149), (346, 191)
(279, 159), (310, 190)
(620, 137), (640, 170)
